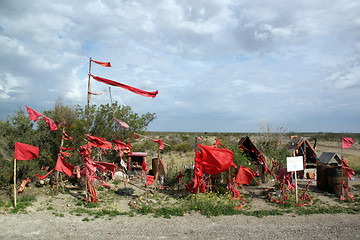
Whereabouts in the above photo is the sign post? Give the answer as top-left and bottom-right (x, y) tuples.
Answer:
(286, 156), (304, 204)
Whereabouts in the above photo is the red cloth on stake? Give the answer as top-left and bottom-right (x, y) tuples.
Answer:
(142, 161), (147, 171)
(14, 142), (39, 161)
(55, 154), (74, 177)
(196, 143), (235, 175)
(91, 59), (111, 67)
(114, 118), (129, 129)
(146, 175), (154, 187)
(87, 134), (112, 150)
(152, 138), (165, 150)
(94, 161), (118, 178)
(62, 131), (73, 141)
(91, 75), (158, 98)
(43, 116), (58, 131)
(342, 137), (354, 149)
(25, 105), (43, 122)
(235, 166), (256, 186)
(35, 169), (54, 180)
(87, 180), (98, 203)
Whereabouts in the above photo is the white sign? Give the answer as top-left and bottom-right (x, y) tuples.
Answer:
(286, 156), (304, 172)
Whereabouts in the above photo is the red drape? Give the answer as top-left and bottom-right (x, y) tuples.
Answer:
(152, 138), (164, 150)
(342, 137), (354, 149)
(91, 75), (158, 98)
(43, 116), (58, 131)
(196, 143), (235, 175)
(25, 105), (43, 122)
(235, 166), (255, 186)
(35, 169), (54, 180)
(146, 175), (154, 187)
(87, 134), (112, 150)
(91, 59), (111, 67)
(55, 154), (74, 177)
(14, 142), (39, 161)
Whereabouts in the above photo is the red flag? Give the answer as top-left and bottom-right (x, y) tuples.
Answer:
(91, 59), (111, 67)
(142, 160), (147, 171)
(91, 75), (158, 98)
(14, 142), (39, 161)
(54, 154), (74, 177)
(342, 137), (354, 149)
(43, 116), (58, 131)
(114, 118), (129, 129)
(25, 105), (43, 122)
(87, 134), (112, 150)
(145, 175), (154, 187)
(235, 166), (255, 186)
(88, 90), (106, 95)
(35, 169), (54, 180)
(152, 138), (164, 150)
(196, 143), (235, 175)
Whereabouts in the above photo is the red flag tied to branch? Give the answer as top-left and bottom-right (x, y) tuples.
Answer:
(90, 74), (158, 98)
(342, 137), (354, 149)
(25, 105), (43, 122)
(14, 142), (39, 161)
(91, 59), (111, 67)
(152, 138), (165, 150)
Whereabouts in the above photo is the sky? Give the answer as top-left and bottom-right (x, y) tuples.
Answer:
(0, 0), (359, 133)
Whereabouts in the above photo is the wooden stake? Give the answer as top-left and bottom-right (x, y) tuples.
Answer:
(56, 126), (66, 192)
(87, 58), (92, 134)
(294, 170), (298, 204)
(13, 158), (17, 208)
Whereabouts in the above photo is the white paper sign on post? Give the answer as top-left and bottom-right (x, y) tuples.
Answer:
(286, 156), (304, 172)
(286, 156), (304, 204)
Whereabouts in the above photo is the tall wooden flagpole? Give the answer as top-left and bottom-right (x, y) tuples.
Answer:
(87, 58), (92, 134)
(13, 158), (17, 208)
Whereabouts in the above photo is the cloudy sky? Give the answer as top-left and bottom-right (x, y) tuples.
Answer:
(0, 0), (359, 132)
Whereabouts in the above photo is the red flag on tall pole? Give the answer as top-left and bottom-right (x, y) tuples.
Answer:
(90, 75), (158, 98)
(91, 59), (111, 67)
(342, 137), (354, 149)
(14, 142), (39, 160)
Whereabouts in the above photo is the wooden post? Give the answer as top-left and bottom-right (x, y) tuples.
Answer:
(294, 170), (298, 204)
(87, 58), (92, 134)
(13, 158), (17, 208)
(56, 127), (66, 192)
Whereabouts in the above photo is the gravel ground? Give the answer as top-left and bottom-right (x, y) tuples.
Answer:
(0, 211), (359, 240)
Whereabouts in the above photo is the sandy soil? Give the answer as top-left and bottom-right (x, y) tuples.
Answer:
(0, 175), (359, 240)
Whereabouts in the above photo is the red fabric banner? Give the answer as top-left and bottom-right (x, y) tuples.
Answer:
(94, 161), (118, 178)
(43, 116), (58, 131)
(35, 169), (54, 180)
(342, 137), (354, 149)
(91, 75), (158, 98)
(87, 180), (98, 203)
(196, 143), (235, 175)
(87, 134), (112, 150)
(114, 118), (129, 129)
(152, 138), (164, 150)
(25, 105), (43, 122)
(146, 175), (154, 187)
(91, 59), (111, 67)
(62, 131), (73, 141)
(14, 142), (39, 161)
(142, 160), (147, 171)
(55, 154), (74, 177)
(88, 90), (106, 95)
(235, 166), (256, 186)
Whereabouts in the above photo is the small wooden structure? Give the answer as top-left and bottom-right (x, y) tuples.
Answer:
(127, 152), (147, 172)
(238, 136), (268, 182)
(318, 152), (341, 166)
(286, 136), (318, 178)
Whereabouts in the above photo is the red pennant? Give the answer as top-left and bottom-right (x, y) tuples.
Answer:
(43, 116), (58, 131)
(342, 137), (354, 149)
(91, 59), (111, 67)
(91, 74), (158, 98)
(152, 138), (165, 150)
(235, 166), (255, 186)
(14, 142), (39, 161)
(25, 105), (43, 122)
(55, 154), (74, 177)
